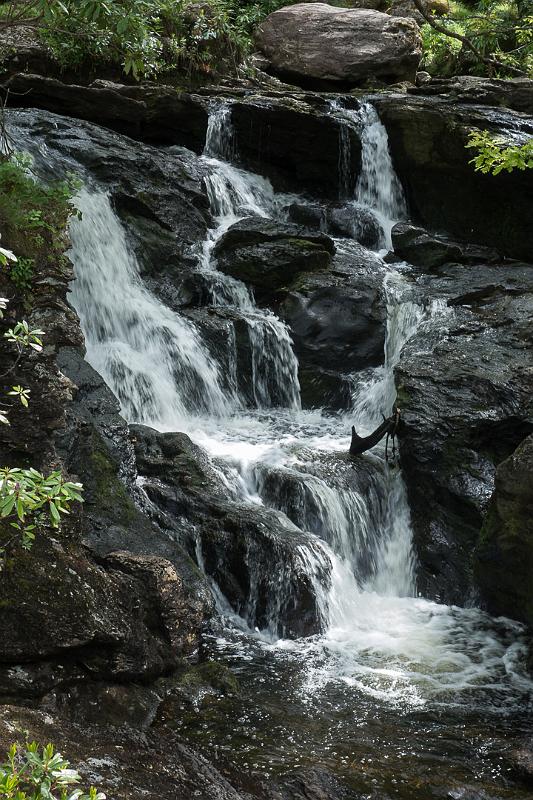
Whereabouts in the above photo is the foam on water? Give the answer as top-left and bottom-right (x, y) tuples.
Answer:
(49, 101), (533, 711)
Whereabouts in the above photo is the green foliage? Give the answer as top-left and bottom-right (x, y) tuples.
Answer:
(0, 154), (84, 561)
(0, 154), (80, 294)
(0, 0), (299, 80)
(8, 257), (34, 292)
(0, 742), (105, 800)
(0, 467), (83, 554)
(421, 0), (533, 78)
(466, 129), (533, 174)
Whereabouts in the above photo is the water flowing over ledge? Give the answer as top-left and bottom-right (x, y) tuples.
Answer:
(6, 96), (532, 795)
(63, 101), (532, 715)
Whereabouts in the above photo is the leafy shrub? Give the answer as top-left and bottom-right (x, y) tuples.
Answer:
(0, 154), (84, 562)
(0, 742), (105, 800)
(466, 129), (533, 173)
(0, 154), (80, 294)
(0, 0), (301, 80)
(420, 0), (533, 78)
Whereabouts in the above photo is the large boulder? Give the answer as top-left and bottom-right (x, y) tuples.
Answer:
(131, 425), (330, 638)
(474, 434), (533, 629)
(289, 202), (383, 249)
(391, 222), (500, 268)
(277, 241), (386, 407)
(256, 4), (422, 87)
(213, 217), (335, 295)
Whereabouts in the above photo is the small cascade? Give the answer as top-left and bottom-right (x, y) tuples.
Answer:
(69, 190), (235, 425)
(351, 273), (426, 428)
(337, 122), (352, 201)
(247, 311), (302, 410)
(204, 103), (236, 161)
(198, 104), (302, 410)
(331, 100), (407, 249)
(355, 102), (407, 245)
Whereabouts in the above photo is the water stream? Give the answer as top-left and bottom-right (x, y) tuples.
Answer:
(9, 101), (532, 796)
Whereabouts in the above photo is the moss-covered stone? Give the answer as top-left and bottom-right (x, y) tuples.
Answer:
(179, 661), (239, 695)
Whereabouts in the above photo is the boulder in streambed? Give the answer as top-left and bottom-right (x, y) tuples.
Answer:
(213, 217), (335, 295)
(289, 202), (383, 249)
(255, 3), (422, 87)
(277, 242), (386, 388)
(395, 261), (533, 605)
(130, 425), (329, 639)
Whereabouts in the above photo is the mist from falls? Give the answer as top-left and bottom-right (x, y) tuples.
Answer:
(65, 101), (532, 711)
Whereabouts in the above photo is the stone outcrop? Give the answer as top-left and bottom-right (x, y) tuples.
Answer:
(395, 260), (533, 603)
(256, 3), (422, 86)
(278, 242), (386, 408)
(391, 222), (500, 268)
(2, 73), (209, 151)
(475, 434), (533, 629)
(230, 95), (362, 198)
(213, 217), (335, 295)
(373, 93), (533, 261)
(408, 75), (533, 115)
(289, 202), (383, 249)
(131, 425), (329, 638)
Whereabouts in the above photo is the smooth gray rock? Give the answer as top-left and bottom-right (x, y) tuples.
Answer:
(256, 3), (422, 86)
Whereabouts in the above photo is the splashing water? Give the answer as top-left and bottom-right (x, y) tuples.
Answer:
(11, 100), (527, 716)
(69, 189), (236, 426)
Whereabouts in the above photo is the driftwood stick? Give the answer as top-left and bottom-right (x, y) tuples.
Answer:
(349, 409), (401, 456)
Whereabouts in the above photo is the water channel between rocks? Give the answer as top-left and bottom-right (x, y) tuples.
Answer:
(12, 99), (533, 798)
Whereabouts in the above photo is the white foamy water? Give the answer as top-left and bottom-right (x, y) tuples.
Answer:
(62, 102), (533, 710)
(331, 100), (407, 250)
(69, 189), (236, 426)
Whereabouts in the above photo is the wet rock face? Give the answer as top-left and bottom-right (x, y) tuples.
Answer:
(373, 94), (533, 261)
(391, 222), (500, 269)
(408, 75), (533, 115)
(230, 96), (361, 199)
(278, 243), (386, 406)
(131, 425), (329, 639)
(289, 202), (383, 249)
(2, 74), (209, 150)
(474, 434), (533, 629)
(8, 108), (211, 303)
(214, 216), (336, 295)
(396, 261), (533, 604)
(256, 4), (422, 87)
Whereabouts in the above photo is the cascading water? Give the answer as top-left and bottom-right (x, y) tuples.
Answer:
(331, 100), (407, 249)
(198, 104), (302, 411)
(11, 100), (531, 786)
(69, 189), (235, 426)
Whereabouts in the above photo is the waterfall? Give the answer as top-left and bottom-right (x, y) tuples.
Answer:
(69, 190), (236, 426)
(204, 103), (237, 162)
(355, 103), (407, 247)
(331, 100), (407, 250)
(12, 98), (525, 712)
(198, 105), (302, 411)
